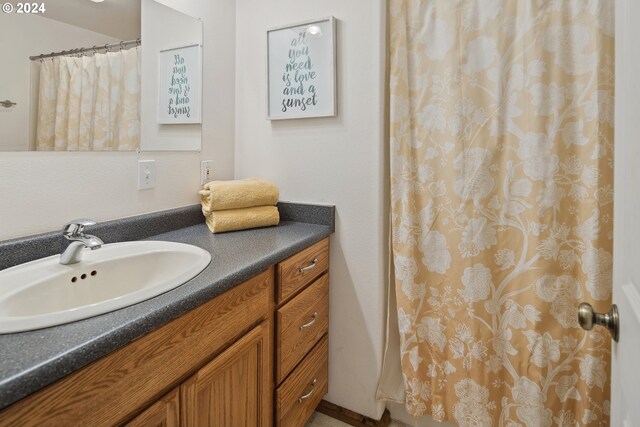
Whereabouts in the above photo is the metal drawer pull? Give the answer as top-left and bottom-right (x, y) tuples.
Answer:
(299, 258), (318, 273)
(298, 378), (317, 403)
(300, 312), (318, 331)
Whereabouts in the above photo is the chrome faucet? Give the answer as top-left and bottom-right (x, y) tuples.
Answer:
(60, 219), (104, 265)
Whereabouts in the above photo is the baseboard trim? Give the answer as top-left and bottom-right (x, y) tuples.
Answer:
(316, 400), (391, 427)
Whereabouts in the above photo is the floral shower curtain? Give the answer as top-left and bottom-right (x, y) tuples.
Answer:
(36, 47), (141, 151)
(389, 1), (614, 426)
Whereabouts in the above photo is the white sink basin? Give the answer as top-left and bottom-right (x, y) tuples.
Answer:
(0, 241), (211, 333)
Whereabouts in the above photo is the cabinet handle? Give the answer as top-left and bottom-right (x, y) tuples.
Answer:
(299, 258), (318, 273)
(298, 378), (317, 403)
(299, 312), (318, 331)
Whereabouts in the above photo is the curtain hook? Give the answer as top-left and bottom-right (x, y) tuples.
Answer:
(120, 41), (125, 51)
(39, 54), (44, 63)
(104, 43), (110, 53)
(92, 45), (98, 55)
(136, 38), (141, 46)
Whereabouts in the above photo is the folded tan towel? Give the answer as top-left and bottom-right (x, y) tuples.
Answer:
(199, 178), (279, 212)
(204, 206), (280, 234)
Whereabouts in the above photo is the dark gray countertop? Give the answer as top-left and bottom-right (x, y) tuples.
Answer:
(0, 217), (333, 410)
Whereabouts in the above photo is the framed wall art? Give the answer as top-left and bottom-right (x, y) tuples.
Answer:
(266, 16), (337, 120)
(158, 43), (202, 124)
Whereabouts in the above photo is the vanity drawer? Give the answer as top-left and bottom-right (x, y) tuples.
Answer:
(276, 273), (329, 383)
(277, 238), (329, 304)
(276, 335), (328, 427)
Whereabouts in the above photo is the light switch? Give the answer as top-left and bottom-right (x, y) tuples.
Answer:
(137, 160), (156, 190)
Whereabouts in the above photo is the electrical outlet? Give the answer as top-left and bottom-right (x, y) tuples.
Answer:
(201, 160), (213, 185)
(137, 160), (156, 190)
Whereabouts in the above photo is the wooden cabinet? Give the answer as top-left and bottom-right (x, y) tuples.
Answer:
(277, 238), (329, 304)
(276, 337), (328, 427)
(0, 269), (273, 427)
(0, 237), (331, 427)
(275, 237), (330, 427)
(181, 321), (271, 427)
(276, 274), (329, 383)
(125, 388), (180, 427)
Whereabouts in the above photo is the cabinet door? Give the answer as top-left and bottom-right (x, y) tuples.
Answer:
(125, 387), (180, 427)
(181, 321), (272, 427)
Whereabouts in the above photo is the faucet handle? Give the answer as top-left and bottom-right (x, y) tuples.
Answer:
(63, 219), (97, 237)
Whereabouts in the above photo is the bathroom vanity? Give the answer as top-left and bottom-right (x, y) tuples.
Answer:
(0, 203), (333, 427)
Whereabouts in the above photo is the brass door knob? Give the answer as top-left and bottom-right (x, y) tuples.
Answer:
(578, 302), (619, 342)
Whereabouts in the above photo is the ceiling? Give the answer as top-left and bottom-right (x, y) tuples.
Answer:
(42, 0), (141, 40)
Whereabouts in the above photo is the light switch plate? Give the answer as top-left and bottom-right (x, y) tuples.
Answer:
(200, 160), (213, 185)
(137, 160), (156, 190)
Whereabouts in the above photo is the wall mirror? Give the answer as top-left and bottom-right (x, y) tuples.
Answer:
(0, 0), (202, 152)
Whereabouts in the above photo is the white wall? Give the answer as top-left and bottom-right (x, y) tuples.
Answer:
(0, 0), (235, 240)
(235, 0), (387, 419)
(0, 14), (118, 151)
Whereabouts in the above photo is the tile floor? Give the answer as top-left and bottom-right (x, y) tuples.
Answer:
(305, 411), (409, 427)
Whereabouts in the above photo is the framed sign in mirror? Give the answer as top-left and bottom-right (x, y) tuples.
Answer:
(158, 44), (202, 124)
(266, 16), (336, 120)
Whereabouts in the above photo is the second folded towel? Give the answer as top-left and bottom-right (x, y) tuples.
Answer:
(199, 178), (279, 212)
(204, 206), (280, 234)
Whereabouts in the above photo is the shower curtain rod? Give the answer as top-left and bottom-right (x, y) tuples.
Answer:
(29, 38), (141, 61)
